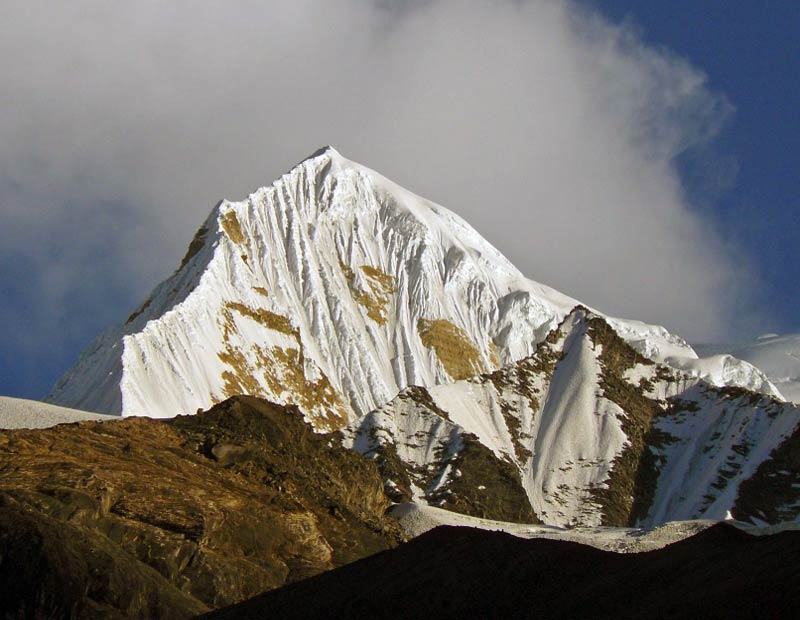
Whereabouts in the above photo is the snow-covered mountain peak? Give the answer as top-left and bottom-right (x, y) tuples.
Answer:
(303, 144), (340, 161)
(47, 148), (783, 426)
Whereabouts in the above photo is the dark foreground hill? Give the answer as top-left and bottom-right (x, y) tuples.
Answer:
(0, 397), (402, 619)
(204, 523), (800, 620)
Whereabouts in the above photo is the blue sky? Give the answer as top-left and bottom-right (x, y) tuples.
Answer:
(0, 1), (797, 401)
(597, 1), (799, 336)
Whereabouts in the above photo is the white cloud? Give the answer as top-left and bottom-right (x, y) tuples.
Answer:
(0, 0), (762, 376)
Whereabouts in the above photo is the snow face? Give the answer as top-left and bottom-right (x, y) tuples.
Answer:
(522, 313), (626, 526)
(391, 502), (798, 552)
(0, 396), (115, 429)
(391, 503), (717, 553)
(643, 381), (798, 525)
(46, 147), (782, 427)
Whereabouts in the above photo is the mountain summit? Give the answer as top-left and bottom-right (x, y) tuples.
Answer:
(47, 147), (778, 425)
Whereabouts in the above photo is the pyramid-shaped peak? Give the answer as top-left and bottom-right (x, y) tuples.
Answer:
(310, 144), (340, 158)
(283, 145), (349, 178)
(297, 145), (343, 165)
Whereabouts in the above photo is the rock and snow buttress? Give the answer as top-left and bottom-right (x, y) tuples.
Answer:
(348, 307), (800, 527)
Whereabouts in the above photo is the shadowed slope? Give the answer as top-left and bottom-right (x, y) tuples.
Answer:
(204, 523), (800, 620)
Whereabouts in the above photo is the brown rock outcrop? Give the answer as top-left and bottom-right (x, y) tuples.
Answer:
(0, 396), (403, 618)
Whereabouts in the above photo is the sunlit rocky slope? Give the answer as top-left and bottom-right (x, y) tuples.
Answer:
(0, 397), (402, 618)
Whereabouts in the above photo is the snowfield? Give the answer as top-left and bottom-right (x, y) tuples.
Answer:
(391, 502), (799, 553)
(0, 396), (115, 429)
(392, 502), (715, 552)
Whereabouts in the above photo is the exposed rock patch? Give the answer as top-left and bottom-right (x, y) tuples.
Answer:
(418, 318), (486, 380)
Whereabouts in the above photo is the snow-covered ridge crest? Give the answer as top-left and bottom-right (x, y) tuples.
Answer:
(47, 146), (781, 425)
(696, 334), (800, 404)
